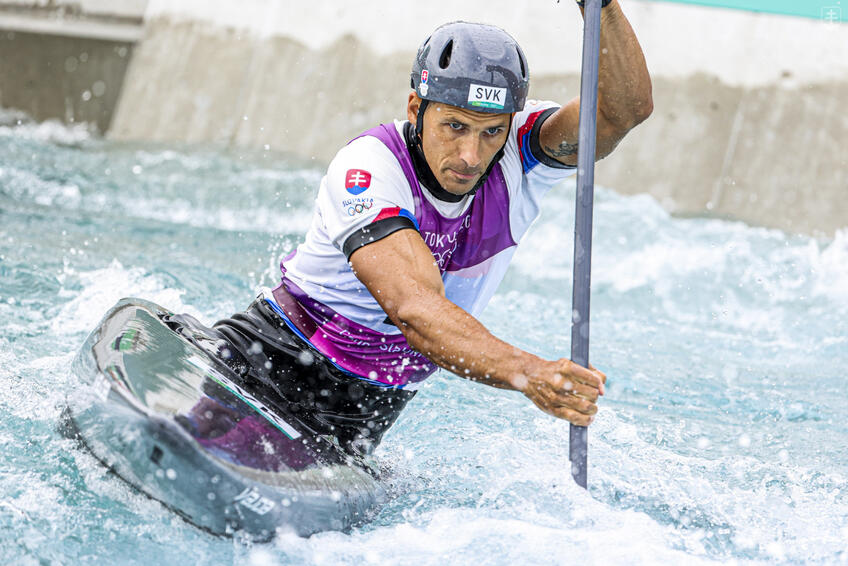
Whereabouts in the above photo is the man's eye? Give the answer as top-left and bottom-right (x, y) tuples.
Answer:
(448, 122), (464, 130)
(486, 127), (503, 136)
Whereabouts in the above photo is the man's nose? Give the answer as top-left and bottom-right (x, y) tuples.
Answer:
(457, 136), (483, 170)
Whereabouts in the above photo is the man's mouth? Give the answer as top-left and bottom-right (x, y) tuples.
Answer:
(448, 169), (479, 182)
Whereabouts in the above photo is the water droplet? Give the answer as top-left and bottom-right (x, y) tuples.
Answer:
(297, 350), (314, 365)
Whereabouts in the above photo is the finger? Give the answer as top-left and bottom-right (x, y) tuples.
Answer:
(549, 406), (596, 427)
(548, 391), (597, 416)
(560, 396), (598, 416)
(563, 381), (600, 403)
(547, 378), (599, 403)
(527, 382), (595, 415)
(588, 363), (607, 385)
(561, 360), (605, 393)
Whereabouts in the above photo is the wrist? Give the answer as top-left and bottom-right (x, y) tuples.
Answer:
(506, 355), (552, 393)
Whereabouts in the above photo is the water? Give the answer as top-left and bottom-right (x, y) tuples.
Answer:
(2, 112), (847, 565)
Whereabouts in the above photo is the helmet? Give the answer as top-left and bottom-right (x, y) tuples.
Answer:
(410, 21), (529, 114)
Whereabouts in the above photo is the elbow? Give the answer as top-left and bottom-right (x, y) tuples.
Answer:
(618, 92), (654, 131)
(598, 94), (654, 139)
(631, 78), (654, 126)
(604, 84), (654, 133)
(392, 294), (445, 351)
(393, 301), (430, 336)
(633, 92), (653, 125)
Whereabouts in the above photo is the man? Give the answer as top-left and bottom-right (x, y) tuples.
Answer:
(212, 2), (652, 455)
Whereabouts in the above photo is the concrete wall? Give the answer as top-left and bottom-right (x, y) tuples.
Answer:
(0, 0), (144, 130)
(3, 0), (847, 235)
(0, 30), (134, 131)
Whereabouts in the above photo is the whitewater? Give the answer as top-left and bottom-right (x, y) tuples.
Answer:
(1, 113), (846, 565)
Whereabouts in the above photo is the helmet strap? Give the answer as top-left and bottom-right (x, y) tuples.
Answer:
(415, 99), (429, 140)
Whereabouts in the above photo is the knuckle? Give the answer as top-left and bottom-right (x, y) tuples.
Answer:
(552, 373), (566, 388)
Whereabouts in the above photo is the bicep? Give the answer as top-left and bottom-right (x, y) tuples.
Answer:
(538, 97), (625, 166)
(348, 229), (445, 325)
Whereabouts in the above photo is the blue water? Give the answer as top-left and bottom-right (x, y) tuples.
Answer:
(2, 113), (847, 565)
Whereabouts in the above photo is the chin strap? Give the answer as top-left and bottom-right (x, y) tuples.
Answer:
(415, 99), (429, 140)
(412, 101), (512, 199)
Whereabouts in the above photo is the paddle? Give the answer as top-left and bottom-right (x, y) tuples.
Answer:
(569, 0), (603, 489)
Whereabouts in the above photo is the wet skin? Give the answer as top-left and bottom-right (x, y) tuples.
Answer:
(407, 94), (511, 196)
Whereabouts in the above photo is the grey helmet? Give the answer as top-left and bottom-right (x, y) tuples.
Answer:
(410, 21), (529, 114)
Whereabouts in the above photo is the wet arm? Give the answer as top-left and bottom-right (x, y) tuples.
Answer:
(349, 230), (605, 425)
(540, 0), (653, 164)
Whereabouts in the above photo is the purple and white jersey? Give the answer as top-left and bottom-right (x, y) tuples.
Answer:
(272, 100), (575, 389)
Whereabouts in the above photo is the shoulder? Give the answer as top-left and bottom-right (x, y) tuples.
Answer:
(501, 100), (577, 178)
(323, 122), (413, 201)
(513, 99), (561, 132)
(330, 124), (404, 177)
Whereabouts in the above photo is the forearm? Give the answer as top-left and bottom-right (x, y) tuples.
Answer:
(394, 290), (547, 391)
(591, 0), (653, 128)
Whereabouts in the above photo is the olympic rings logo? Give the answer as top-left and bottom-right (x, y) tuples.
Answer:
(347, 201), (373, 216)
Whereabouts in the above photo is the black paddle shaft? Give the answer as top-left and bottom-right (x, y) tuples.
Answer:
(569, 0), (603, 489)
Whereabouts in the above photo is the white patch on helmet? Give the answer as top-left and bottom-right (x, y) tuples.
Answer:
(467, 84), (507, 110)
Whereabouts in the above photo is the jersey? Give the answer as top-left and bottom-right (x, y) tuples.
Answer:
(271, 100), (576, 390)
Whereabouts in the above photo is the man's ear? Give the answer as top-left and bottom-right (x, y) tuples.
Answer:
(407, 92), (421, 127)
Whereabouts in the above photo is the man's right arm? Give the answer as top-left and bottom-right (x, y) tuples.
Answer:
(349, 229), (606, 426)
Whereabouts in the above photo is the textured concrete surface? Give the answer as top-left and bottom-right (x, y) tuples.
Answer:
(3, 0), (846, 235)
(109, 21), (410, 151)
(0, 0), (146, 41)
(0, 0), (144, 130)
(109, 15), (848, 236)
(584, 74), (848, 236)
(0, 29), (133, 132)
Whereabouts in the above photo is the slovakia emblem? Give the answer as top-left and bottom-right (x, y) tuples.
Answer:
(419, 69), (429, 96)
(345, 169), (372, 195)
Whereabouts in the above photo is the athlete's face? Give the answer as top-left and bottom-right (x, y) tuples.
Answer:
(407, 94), (511, 196)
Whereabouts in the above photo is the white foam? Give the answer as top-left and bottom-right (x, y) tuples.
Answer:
(51, 260), (192, 337)
(811, 229), (848, 304)
(0, 116), (95, 145)
(270, 503), (720, 566)
(597, 240), (727, 293)
(0, 166), (82, 208)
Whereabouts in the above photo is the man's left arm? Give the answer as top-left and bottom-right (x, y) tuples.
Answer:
(540, 0), (653, 165)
